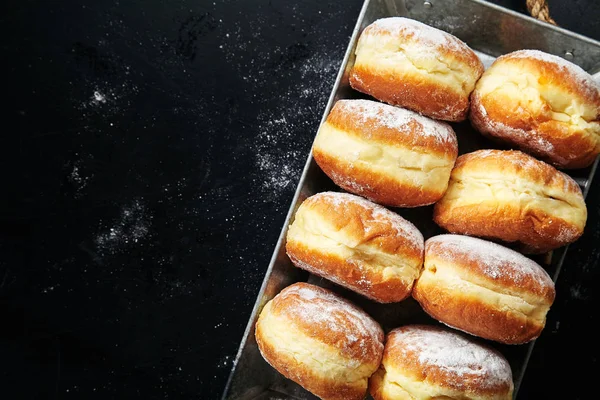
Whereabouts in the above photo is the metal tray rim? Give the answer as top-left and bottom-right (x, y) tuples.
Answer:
(470, 0), (600, 50)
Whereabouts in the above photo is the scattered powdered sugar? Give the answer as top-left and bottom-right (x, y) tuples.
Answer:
(69, 164), (89, 190)
(428, 234), (553, 287)
(256, 150), (300, 194)
(92, 91), (106, 104)
(253, 52), (339, 201)
(554, 224), (580, 243)
(42, 285), (59, 294)
(558, 170), (583, 194)
(67, 157), (94, 198)
(328, 170), (373, 195)
(315, 191), (423, 248)
(390, 325), (513, 388)
(370, 207), (423, 247)
(216, 355), (232, 369)
(336, 99), (456, 146)
(507, 49), (600, 98)
(466, 149), (544, 171)
(94, 199), (152, 256)
(366, 17), (469, 55)
(77, 82), (139, 118)
(466, 148), (495, 159)
(278, 283), (383, 352)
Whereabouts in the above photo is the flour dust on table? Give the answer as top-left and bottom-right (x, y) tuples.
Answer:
(1, 0), (367, 399)
(94, 199), (153, 257)
(253, 50), (339, 202)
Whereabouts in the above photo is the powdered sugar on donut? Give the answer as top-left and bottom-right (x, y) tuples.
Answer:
(315, 191), (424, 248)
(389, 325), (513, 389)
(427, 234), (553, 288)
(367, 17), (469, 57)
(328, 170), (372, 194)
(277, 283), (383, 355)
(554, 224), (580, 243)
(465, 149), (547, 172)
(337, 99), (456, 146)
(558, 169), (584, 194)
(507, 49), (600, 99)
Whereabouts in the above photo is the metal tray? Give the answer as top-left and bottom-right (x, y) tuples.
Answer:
(222, 1), (600, 399)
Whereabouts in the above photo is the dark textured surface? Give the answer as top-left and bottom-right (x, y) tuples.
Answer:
(1, 1), (598, 399)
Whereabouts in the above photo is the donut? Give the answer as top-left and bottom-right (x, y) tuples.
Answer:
(433, 149), (587, 253)
(369, 325), (514, 400)
(255, 282), (384, 400)
(470, 49), (600, 169)
(412, 234), (556, 344)
(312, 99), (458, 207)
(285, 192), (424, 303)
(349, 17), (484, 122)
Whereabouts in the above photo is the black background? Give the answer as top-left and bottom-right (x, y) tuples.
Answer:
(1, 1), (599, 399)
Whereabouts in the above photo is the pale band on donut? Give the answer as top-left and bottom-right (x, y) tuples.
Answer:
(286, 191), (424, 303)
(313, 99), (458, 207)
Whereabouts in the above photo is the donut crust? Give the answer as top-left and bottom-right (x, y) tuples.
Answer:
(470, 50), (600, 169)
(313, 99), (458, 207)
(349, 17), (484, 121)
(433, 149), (587, 254)
(286, 192), (424, 303)
(413, 234), (556, 344)
(255, 283), (384, 400)
(369, 325), (514, 400)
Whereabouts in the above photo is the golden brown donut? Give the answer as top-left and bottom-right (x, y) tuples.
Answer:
(470, 49), (600, 169)
(433, 149), (587, 253)
(255, 282), (384, 400)
(286, 192), (424, 303)
(369, 325), (514, 400)
(412, 234), (556, 344)
(312, 99), (458, 207)
(349, 17), (484, 122)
